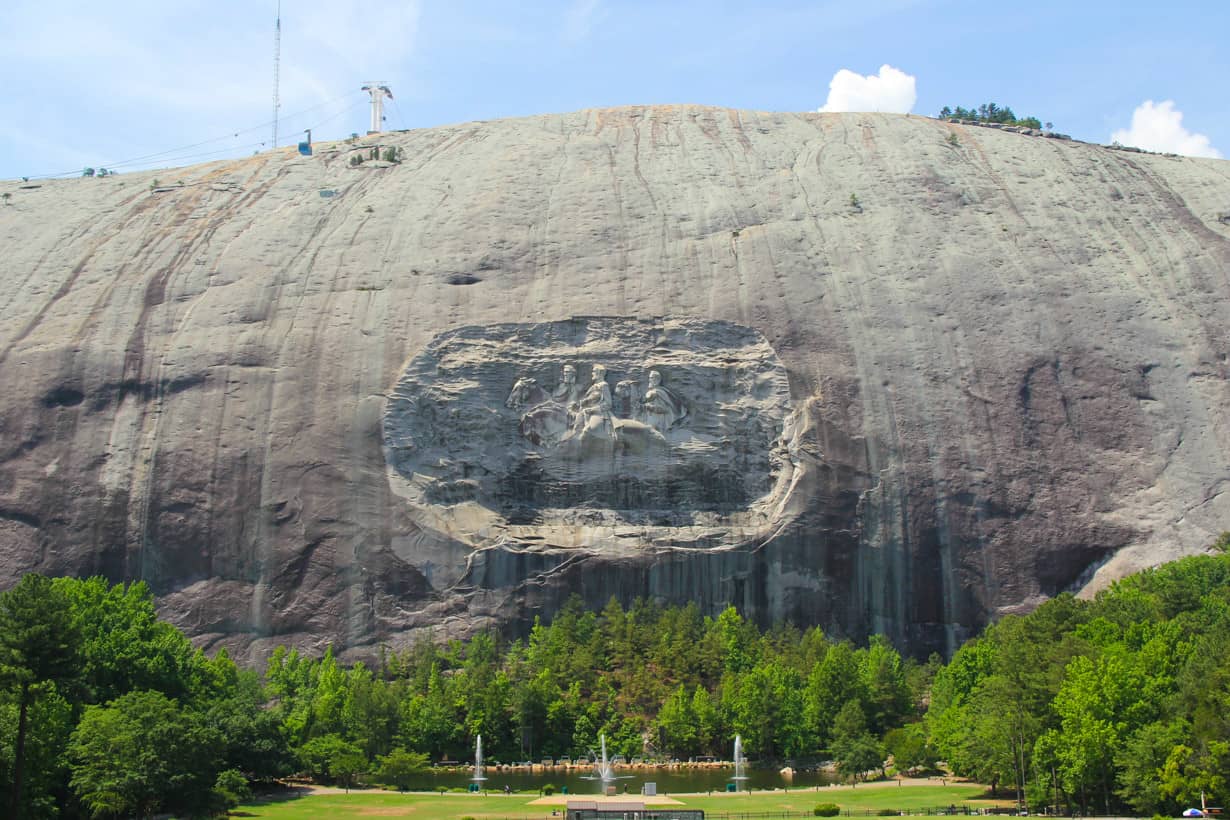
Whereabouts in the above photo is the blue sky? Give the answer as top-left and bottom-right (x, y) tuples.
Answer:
(1, 0), (1225, 180)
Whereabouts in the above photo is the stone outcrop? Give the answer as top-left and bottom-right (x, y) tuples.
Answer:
(1, 106), (1228, 660)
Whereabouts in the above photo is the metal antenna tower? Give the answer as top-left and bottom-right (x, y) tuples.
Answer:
(271, 0), (282, 147)
(361, 82), (394, 134)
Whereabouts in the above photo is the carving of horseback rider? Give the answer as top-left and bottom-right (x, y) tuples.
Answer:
(572, 364), (615, 440)
(552, 364), (581, 408)
(640, 369), (686, 432)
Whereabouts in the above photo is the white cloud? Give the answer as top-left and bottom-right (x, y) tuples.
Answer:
(818, 64), (916, 114)
(1110, 100), (1222, 159)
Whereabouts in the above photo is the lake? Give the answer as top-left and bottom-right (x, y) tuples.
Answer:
(418, 765), (838, 794)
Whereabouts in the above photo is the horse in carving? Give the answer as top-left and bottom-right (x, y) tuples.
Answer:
(613, 379), (643, 419)
(505, 376), (550, 410)
(506, 377), (570, 446)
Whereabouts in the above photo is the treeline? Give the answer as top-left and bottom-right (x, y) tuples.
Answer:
(927, 536), (1230, 816)
(3, 539), (1229, 817)
(0, 576), (276, 818)
(0, 583), (928, 817)
(938, 103), (1044, 130)
(266, 599), (929, 765)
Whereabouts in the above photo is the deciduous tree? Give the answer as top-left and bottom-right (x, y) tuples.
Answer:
(68, 690), (222, 818)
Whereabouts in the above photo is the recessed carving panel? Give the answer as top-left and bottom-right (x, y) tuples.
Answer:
(383, 317), (802, 551)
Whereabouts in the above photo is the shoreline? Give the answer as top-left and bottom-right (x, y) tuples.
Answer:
(433, 761), (836, 773)
(292, 777), (984, 798)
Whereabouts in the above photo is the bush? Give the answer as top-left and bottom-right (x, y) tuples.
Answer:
(296, 734), (365, 786)
(543, 784), (557, 795)
(213, 769), (251, 810)
(815, 803), (841, 817)
(373, 749), (429, 791)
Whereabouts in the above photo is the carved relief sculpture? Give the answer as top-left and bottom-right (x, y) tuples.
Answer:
(640, 369), (687, 433)
(569, 364), (615, 442)
(509, 365), (690, 453)
(553, 364), (581, 407)
(388, 317), (798, 551)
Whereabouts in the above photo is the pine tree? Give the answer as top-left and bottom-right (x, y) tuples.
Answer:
(0, 575), (81, 818)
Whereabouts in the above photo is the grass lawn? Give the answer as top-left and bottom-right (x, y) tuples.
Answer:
(234, 791), (534, 819)
(233, 782), (1007, 819)
(676, 783), (999, 814)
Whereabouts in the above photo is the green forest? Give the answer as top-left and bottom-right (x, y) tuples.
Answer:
(3, 537), (1228, 818)
(938, 102), (1045, 130)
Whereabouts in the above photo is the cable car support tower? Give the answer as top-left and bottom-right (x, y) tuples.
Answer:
(362, 83), (394, 134)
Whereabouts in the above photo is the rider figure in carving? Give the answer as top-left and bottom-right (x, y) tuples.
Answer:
(640, 369), (687, 433)
(505, 367), (575, 447)
(572, 364), (615, 441)
(553, 364), (581, 408)
(507, 364), (677, 453)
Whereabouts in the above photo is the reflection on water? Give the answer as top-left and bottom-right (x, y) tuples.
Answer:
(415, 766), (837, 794)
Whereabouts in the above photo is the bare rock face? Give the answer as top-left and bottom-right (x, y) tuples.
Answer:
(1, 106), (1229, 660)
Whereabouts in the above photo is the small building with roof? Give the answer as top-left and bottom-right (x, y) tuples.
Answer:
(565, 800), (703, 820)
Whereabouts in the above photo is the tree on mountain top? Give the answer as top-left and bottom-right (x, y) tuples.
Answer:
(938, 103), (1043, 130)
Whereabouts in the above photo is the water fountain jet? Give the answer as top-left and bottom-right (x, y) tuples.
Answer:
(581, 733), (633, 791)
(732, 735), (749, 791)
(473, 734), (487, 785)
